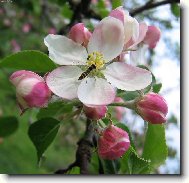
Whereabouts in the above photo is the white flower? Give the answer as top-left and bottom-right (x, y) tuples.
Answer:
(44, 17), (152, 106)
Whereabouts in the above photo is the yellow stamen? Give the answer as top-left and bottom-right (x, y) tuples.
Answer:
(86, 51), (105, 69)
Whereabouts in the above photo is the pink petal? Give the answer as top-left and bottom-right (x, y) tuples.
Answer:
(10, 70), (43, 86)
(109, 6), (125, 24)
(46, 66), (82, 100)
(143, 25), (161, 49)
(44, 34), (88, 65)
(77, 77), (115, 105)
(103, 62), (152, 91)
(87, 16), (124, 62)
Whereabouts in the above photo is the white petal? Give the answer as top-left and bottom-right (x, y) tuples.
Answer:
(46, 66), (82, 100)
(130, 44), (148, 65)
(87, 17), (124, 62)
(124, 16), (139, 44)
(103, 62), (152, 91)
(44, 34), (88, 65)
(78, 77), (115, 105)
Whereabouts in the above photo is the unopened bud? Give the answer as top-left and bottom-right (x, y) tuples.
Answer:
(98, 125), (130, 160)
(136, 93), (168, 124)
(68, 23), (92, 47)
(10, 70), (51, 112)
(143, 26), (161, 49)
(83, 105), (107, 120)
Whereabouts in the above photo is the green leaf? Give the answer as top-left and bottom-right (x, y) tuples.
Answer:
(0, 117), (19, 137)
(66, 167), (80, 174)
(112, 0), (122, 9)
(171, 3), (180, 17)
(142, 123), (168, 169)
(37, 101), (73, 119)
(118, 90), (140, 101)
(153, 83), (162, 93)
(101, 159), (120, 174)
(0, 50), (56, 72)
(61, 3), (73, 19)
(28, 118), (60, 162)
(120, 147), (150, 174)
(89, 152), (100, 174)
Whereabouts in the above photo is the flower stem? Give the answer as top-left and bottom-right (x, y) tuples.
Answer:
(108, 100), (136, 110)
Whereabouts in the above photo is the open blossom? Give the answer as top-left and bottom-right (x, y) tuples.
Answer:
(136, 93), (168, 124)
(44, 16), (152, 106)
(68, 23), (92, 47)
(10, 70), (51, 111)
(98, 125), (130, 160)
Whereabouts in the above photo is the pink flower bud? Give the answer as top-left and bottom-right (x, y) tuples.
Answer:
(143, 26), (161, 49)
(10, 70), (51, 112)
(83, 105), (107, 120)
(68, 23), (92, 47)
(136, 93), (168, 124)
(98, 125), (130, 160)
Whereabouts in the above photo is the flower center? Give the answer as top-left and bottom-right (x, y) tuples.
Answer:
(86, 51), (105, 70)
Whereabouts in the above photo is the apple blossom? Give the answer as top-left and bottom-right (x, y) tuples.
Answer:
(98, 124), (130, 160)
(10, 70), (51, 112)
(83, 105), (107, 120)
(68, 23), (92, 47)
(136, 93), (168, 124)
(44, 16), (152, 106)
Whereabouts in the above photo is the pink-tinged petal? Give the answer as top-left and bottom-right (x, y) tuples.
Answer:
(68, 23), (92, 47)
(16, 77), (42, 96)
(125, 22), (148, 49)
(109, 6), (139, 44)
(143, 26), (161, 49)
(109, 6), (125, 23)
(130, 44), (148, 64)
(87, 17), (124, 62)
(124, 16), (139, 44)
(44, 34), (88, 65)
(10, 70), (43, 86)
(103, 62), (152, 91)
(77, 77), (115, 105)
(46, 66), (82, 100)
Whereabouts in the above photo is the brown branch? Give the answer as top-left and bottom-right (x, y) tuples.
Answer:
(55, 119), (95, 174)
(130, 0), (180, 16)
